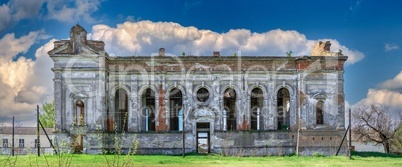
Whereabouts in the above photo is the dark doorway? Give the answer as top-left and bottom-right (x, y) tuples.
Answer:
(224, 88), (237, 131)
(142, 88), (155, 132)
(169, 88), (183, 131)
(196, 122), (210, 154)
(250, 88), (263, 130)
(277, 88), (290, 130)
(115, 89), (128, 132)
(316, 101), (324, 125)
(73, 135), (83, 153)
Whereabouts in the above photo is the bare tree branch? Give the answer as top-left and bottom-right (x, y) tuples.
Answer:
(352, 104), (402, 153)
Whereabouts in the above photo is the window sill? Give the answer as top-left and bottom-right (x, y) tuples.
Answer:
(313, 124), (330, 129)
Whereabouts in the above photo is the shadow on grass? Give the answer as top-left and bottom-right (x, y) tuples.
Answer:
(352, 151), (402, 158)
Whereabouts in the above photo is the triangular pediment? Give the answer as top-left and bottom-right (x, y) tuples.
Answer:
(48, 41), (70, 55)
(48, 40), (102, 56)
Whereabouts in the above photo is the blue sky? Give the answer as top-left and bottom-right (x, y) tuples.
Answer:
(0, 0), (401, 125)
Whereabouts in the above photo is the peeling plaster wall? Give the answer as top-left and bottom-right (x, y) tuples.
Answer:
(49, 26), (348, 156)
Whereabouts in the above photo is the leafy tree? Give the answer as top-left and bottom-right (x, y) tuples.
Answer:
(286, 50), (292, 57)
(40, 101), (55, 128)
(352, 104), (402, 153)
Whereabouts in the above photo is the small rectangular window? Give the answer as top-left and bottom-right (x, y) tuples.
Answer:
(2, 139), (8, 148)
(34, 139), (38, 148)
(316, 101), (324, 125)
(19, 139), (24, 148)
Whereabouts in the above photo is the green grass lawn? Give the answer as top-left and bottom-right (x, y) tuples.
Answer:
(1, 152), (401, 167)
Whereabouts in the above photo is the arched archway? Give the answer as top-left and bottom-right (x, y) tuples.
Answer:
(169, 88), (183, 131)
(250, 88), (263, 130)
(75, 100), (84, 126)
(142, 88), (155, 132)
(224, 88), (237, 131)
(316, 101), (324, 124)
(277, 88), (290, 130)
(115, 89), (128, 132)
(74, 100), (84, 153)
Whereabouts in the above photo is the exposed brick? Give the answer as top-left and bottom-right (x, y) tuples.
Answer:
(237, 115), (250, 130)
(156, 84), (168, 132)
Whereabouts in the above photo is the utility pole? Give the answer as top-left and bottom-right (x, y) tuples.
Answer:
(37, 105), (40, 156)
(182, 106), (185, 158)
(349, 108), (352, 159)
(12, 116), (14, 156)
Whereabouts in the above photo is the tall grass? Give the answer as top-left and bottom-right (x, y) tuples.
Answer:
(103, 113), (138, 167)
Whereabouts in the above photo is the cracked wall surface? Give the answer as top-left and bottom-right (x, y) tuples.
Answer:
(48, 25), (348, 156)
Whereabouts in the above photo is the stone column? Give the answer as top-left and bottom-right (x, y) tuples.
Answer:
(290, 86), (297, 131)
(267, 81), (275, 130)
(298, 73), (307, 130)
(96, 80), (106, 131)
(213, 76), (220, 130)
(219, 96), (224, 131)
(263, 97), (269, 130)
(130, 87), (139, 132)
(109, 97), (115, 131)
(184, 80), (192, 131)
(337, 72), (345, 129)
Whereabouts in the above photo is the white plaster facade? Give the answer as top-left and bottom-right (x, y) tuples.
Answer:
(0, 127), (54, 155)
(48, 25), (348, 156)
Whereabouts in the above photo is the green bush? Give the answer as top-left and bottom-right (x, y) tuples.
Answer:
(312, 152), (325, 157)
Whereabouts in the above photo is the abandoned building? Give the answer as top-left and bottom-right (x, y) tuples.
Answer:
(48, 25), (348, 156)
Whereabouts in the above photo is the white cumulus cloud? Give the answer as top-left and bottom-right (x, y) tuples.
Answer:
(0, 0), (44, 33)
(0, 31), (54, 126)
(46, 0), (102, 23)
(359, 89), (402, 108)
(379, 71), (402, 90)
(357, 70), (402, 111)
(0, 3), (11, 33)
(8, 0), (44, 21)
(89, 21), (364, 65)
(0, 0), (104, 32)
(0, 31), (40, 61)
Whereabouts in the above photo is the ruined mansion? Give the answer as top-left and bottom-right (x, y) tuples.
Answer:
(48, 25), (348, 156)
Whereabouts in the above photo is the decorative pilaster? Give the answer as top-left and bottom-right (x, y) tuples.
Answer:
(54, 71), (63, 131)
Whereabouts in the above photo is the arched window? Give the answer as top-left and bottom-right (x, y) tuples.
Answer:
(224, 88), (237, 131)
(277, 88), (290, 130)
(250, 88), (263, 130)
(316, 101), (324, 125)
(142, 88), (155, 132)
(115, 89), (128, 132)
(75, 100), (84, 126)
(169, 88), (183, 131)
(74, 99), (85, 153)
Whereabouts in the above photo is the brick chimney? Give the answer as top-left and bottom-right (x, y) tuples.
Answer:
(158, 48), (165, 56)
(213, 51), (220, 56)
